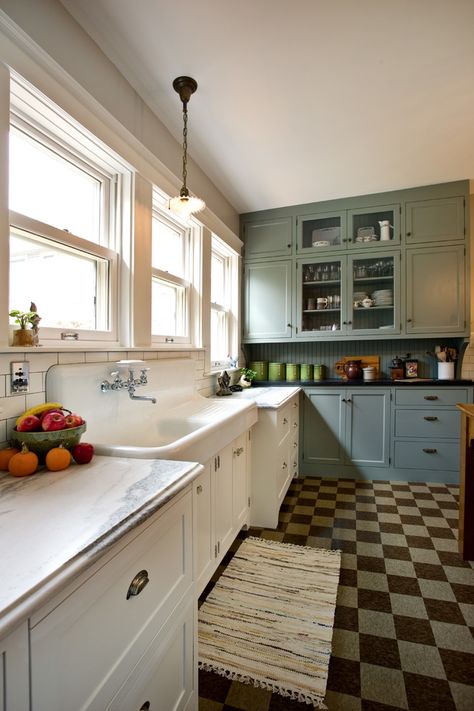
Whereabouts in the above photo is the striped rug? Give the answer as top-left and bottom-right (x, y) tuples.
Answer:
(198, 536), (341, 708)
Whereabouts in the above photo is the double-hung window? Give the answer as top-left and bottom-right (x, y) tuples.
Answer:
(211, 235), (238, 368)
(8, 76), (126, 343)
(151, 193), (191, 344)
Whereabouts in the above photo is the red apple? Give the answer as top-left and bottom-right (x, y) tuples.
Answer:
(64, 414), (84, 429)
(39, 408), (63, 423)
(17, 415), (41, 432)
(72, 442), (94, 464)
(41, 411), (67, 431)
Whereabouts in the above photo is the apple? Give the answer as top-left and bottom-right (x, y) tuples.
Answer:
(41, 411), (67, 431)
(17, 415), (41, 432)
(72, 442), (94, 464)
(64, 413), (84, 429)
(39, 408), (63, 423)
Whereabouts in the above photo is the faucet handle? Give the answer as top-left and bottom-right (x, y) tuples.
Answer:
(110, 370), (120, 379)
(140, 367), (149, 383)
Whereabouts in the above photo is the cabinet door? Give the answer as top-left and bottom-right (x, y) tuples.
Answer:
(405, 196), (465, 244)
(345, 390), (390, 466)
(297, 256), (346, 338)
(232, 433), (248, 531)
(302, 390), (345, 465)
(243, 216), (292, 259)
(193, 464), (213, 596)
(213, 444), (234, 560)
(296, 210), (346, 253)
(0, 623), (29, 711)
(349, 251), (400, 336)
(405, 245), (466, 334)
(243, 260), (293, 340)
(347, 203), (400, 247)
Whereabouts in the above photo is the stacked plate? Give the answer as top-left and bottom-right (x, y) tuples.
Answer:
(372, 289), (393, 306)
(353, 291), (369, 302)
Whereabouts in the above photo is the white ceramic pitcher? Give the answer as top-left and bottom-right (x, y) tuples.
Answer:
(379, 220), (392, 241)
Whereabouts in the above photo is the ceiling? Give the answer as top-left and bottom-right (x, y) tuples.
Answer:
(60, 0), (474, 215)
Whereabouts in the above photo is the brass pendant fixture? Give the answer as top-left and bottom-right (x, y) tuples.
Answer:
(168, 76), (205, 218)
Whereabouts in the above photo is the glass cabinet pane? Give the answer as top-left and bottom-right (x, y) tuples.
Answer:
(347, 204), (400, 246)
(298, 212), (345, 252)
(300, 259), (343, 335)
(350, 254), (398, 334)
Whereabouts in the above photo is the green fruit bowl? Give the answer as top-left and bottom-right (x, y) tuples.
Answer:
(10, 423), (87, 462)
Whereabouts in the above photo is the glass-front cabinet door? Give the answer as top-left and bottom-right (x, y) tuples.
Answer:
(348, 251), (400, 335)
(297, 257), (347, 337)
(347, 204), (400, 248)
(296, 211), (346, 254)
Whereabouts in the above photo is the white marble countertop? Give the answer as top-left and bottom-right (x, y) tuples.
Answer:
(218, 386), (301, 409)
(0, 455), (202, 638)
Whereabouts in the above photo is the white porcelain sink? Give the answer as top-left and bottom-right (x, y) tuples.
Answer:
(46, 360), (257, 463)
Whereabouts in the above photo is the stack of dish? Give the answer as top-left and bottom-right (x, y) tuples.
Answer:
(353, 291), (369, 302)
(372, 289), (393, 306)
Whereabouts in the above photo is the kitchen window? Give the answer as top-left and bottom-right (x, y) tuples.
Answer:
(8, 75), (129, 343)
(211, 235), (238, 368)
(151, 196), (191, 344)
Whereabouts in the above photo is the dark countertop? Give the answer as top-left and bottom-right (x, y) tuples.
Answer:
(251, 379), (473, 387)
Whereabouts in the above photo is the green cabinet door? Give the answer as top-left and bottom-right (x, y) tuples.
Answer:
(405, 196), (465, 244)
(302, 389), (345, 465)
(243, 260), (293, 341)
(346, 389), (390, 466)
(242, 216), (292, 259)
(405, 245), (466, 334)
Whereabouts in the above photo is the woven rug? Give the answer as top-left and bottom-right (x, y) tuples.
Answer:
(198, 536), (341, 708)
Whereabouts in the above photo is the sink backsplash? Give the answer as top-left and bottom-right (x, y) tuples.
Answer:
(243, 337), (467, 379)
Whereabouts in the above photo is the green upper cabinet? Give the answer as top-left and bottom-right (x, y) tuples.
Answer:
(296, 210), (346, 254)
(242, 216), (292, 259)
(347, 203), (401, 247)
(405, 244), (466, 334)
(405, 196), (465, 244)
(243, 260), (293, 341)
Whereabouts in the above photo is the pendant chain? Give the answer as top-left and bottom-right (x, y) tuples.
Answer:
(182, 105), (188, 194)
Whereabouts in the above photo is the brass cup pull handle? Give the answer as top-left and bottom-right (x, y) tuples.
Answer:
(283, 417), (288, 425)
(423, 448), (437, 454)
(196, 484), (203, 494)
(139, 703), (151, 711)
(126, 570), (150, 599)
(424, 416), (438, 421)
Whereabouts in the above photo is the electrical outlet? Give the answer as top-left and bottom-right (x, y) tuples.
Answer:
(11, 361), (30, 393)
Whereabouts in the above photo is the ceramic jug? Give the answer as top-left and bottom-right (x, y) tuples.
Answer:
(379, 220), (392, 241)
(344, 359), (363, 380)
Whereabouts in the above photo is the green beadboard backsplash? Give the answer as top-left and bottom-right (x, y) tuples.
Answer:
(242, 338), (466, 379)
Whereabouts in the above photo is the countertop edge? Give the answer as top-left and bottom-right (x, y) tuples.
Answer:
(0, 461), (203, 639)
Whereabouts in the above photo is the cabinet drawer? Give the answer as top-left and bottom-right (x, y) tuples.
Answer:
(394, 441), (459, 471)
(394, 409), (460, 438)
(394, 388), (468, 407)
(277, 403), (292, 444)
(31, 491), (193, 711)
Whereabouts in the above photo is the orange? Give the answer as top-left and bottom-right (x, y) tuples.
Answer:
(8, 445), (38, 477)
(45, 446), (72, 472)
(0, 447), (20, 471)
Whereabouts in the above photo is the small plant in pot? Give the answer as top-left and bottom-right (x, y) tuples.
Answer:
(9, 304), (41, 346)
(239, 367), (257, 388)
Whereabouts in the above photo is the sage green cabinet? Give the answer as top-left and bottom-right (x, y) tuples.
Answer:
(242, 216), (292, 259)
(347, 203), (401, 247)
(405, 244), (466, 334)
(243, 260), (293, 340)
(405, 196), (465, 244)
(296, 211), (346, 253)
(301, 388), (390, 469)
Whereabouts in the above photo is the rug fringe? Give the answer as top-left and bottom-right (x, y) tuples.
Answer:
(198, 662), (328, 709)
(246, 535), (341, 557)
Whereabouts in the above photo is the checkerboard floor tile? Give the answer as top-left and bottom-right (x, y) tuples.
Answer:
(198, 478), (474, 710)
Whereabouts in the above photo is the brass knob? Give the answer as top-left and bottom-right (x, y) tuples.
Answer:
(196, 484), (203, 494)
(126, 570), (150, 599)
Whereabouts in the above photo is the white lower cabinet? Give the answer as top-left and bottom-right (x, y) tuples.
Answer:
(250, 393), (300, 528)
(0, 623), (29, 711)
(194, 432), (250, 596)
(30, 489), (196, 711)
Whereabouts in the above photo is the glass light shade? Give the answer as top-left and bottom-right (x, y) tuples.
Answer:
(169, 194), (205, 218)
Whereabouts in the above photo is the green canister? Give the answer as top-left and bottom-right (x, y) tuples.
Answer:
(300, 363), (313, 381)
(268, 362), (286, 381)
(286, 363), (300, 381)
(313, 364), (325, 381)
(248, 361), (268, 381)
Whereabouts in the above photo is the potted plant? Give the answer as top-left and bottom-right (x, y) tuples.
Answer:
(239, 367), (257, 389)
(9, 305), (41, 346)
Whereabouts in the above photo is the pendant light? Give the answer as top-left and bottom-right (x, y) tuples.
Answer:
(168, 76), (205, 218)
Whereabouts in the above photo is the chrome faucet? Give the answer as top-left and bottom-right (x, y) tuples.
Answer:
(100, 366), (157, 404)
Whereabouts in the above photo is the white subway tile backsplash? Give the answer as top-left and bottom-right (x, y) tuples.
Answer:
(25, 392), (45, 411)
(143, 352), (158, 360)
(107, 352), (124, 361)
(85, 352), (109, 363)
(28, 372), (43, 394)
(58, 352), (86, 364)
(0, 394), (26, 420)
(27, 353), (59, 372)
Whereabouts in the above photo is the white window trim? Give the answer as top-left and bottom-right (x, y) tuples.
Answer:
(210, 235), (239, 372)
